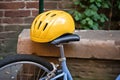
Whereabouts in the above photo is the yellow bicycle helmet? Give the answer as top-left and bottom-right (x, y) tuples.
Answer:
(30, 10), (75, 43)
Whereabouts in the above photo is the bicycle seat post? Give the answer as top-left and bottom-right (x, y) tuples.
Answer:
(50, 34), (79, 80)
(56, 44), (66, 62)
(56, 44), (73, 80)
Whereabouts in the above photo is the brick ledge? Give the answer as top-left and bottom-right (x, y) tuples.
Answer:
(17, 29), (120, 60)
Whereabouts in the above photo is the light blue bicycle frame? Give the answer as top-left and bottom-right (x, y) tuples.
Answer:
(50, 44), (73, 80)
(116, 75), (120, 80)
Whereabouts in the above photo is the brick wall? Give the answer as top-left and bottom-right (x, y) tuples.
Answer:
(0, 1), (120, 80)
(0, 0), (72, 28)
(0, 0), (73, 56)
(0, 0), (39, 28)
(0, 0), (38, 56)
(48, 57), (120, 80)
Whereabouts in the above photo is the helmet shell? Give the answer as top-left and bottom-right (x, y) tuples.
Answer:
(30, 10), (75, 43)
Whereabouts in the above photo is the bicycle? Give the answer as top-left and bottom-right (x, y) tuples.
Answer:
(0, 34), (80, 80)
(1, 34), (120, 80)
(0, 9), (119, 80)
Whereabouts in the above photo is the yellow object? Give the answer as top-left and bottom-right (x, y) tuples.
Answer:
(30, 10), (75, 43)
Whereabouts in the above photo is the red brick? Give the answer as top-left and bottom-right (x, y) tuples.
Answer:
(58, 1), (74, 9)
(4, 0), (12, 1)
(0, 19), (1, 23)
(0, 0), (4, 1)
(44, 0), (62, 1)
(26, 1), (39, 9)
(0, 25), (4, 32)
(32, 10), (39, 16)
(2, 18), (24, 24)
(4, 24), (30, 31)
(4, 0), (22, 2)
(5, 10), (31, 17)
(44, 1), (58, 9)
(0, 11), (3, 17)
(4, 25), (19, 31)
(0, 2), (25, 9)
(24, 17), (35, 24)
(0, 31), (18, 39)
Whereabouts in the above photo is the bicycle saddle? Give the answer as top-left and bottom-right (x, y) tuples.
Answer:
(50, 34), (80, 45)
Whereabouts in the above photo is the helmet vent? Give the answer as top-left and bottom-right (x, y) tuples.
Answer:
(34, 20), (37, 25)
(34, 20), (37, 29)
(46, 12), (50, 16)
(38, 21), (42, 29)
(51, 14), (56, 17)
(43, 23), (48, 31)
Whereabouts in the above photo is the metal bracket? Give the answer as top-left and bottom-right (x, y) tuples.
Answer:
(59, 57), (66, 62)
(45, 63), (59, 79)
